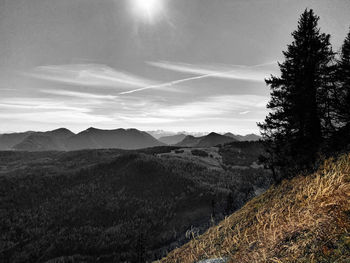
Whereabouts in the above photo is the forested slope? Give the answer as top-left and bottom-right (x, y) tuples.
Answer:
(0, 144), (271, 263)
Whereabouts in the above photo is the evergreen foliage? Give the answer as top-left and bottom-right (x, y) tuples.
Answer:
(336, 29), (350, 126)
(258, 9), (336, 181)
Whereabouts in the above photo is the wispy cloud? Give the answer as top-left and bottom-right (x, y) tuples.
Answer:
(0, 93), (268, 133)
(154, 95), (268, 118)
(0, 98), (90, 112)
(24, 62), (276, 96)
(148, 61), (278, 81)
(0, 88), (16, 91)
(112, 94), (268, 125)
(40, 90), (118, 100)
(0, 111), (112, 124)
(4, 62), (271, 132)
(119, 61), (278, 95)
(118, 116), (177, 124)
(119, 73), (226, 95)
(25, 64), (155, 89)
(0, 97), (111, 125)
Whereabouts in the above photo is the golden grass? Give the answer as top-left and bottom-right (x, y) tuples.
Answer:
(157, 154), (350, 263)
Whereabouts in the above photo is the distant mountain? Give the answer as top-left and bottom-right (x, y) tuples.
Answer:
(158, 134), (187, 145)
(146, 130), (177, 139)
(196, 132), (238, 147)
(13, 128), (75, 151)
(176, 132), (237, 147)
(0, 128), (165, 151)
(224, 133), (261, 141)
(66, 127), (165, 150)
(0, 131), (34, 150)
(244, 134), (261, 141)
(0, 128), (260, 151)
(147, 130), (209, 139)
(175, 135), (202, 147)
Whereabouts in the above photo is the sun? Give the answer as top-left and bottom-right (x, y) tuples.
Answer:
(131, 0), (164, 23)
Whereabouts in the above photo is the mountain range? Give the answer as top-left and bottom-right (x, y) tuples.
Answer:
(0, 128), (164, 151)
(159, 132), (260, 146)
(0, 128), (261, 151)
(13, 128), (75, 151)
(65, 127), (164, 150)
(224, 132), (261, 142)
(0, 131), (34, 150)
(158, 134), (187, 145)
(176, 132), (238, 147)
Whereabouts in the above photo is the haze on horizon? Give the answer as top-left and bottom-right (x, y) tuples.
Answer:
(0, 0), (349, 134)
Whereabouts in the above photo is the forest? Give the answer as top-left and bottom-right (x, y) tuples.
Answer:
(0, 143), (271, 262)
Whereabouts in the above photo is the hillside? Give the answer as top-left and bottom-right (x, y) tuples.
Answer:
(66, 127), (164, 150)
(13, 128), (74, 151)
(0, 128), (166, 151)
(177, 133), (237, 148)
(0, 131), (34, 150)
(158, 134), (187, 145)
(159, 154), (350, 263)
(0, 129), (260, 151)
(224, 133), (261, 142)
(0, 144), (272, 263)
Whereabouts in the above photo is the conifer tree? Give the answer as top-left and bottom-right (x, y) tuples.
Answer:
(336, 29), (350, 126)
(258, 9), (334, 181)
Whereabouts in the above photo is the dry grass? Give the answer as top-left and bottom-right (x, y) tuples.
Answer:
(157, 154), (350, 263)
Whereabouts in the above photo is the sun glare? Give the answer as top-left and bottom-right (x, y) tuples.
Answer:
(131, 0), (164, 22)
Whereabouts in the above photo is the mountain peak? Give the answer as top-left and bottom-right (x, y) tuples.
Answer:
(176, 132), (236, 147)
(158, 133), (187, 145)
(83, 127), (101, 134)
(50, 128), (74, 135)
(207, 132), (221, 137)
(66, 127), (164, 150)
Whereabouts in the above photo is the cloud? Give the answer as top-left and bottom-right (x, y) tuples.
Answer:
(0, 88), (16, 91)
(0, 98), (90, 112)
(118, 116), (177, 124)
(25, 64), (155, 89)
(148, 60), (278, 81)
(119, 73), (222, 95)
(0, 93), (268, 134)
(0, 97), (111, 125)
(154, 95), (268, 118)
(113, 94), (268, 125)
(40, 90), (118, 100)
(25, 63), (186, 95)
(119, 61), (278, 95)
(24, 62), (275, 96)
(0, 111), (112, 124)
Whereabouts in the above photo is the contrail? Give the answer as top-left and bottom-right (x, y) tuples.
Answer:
(119, 70), (236, 95)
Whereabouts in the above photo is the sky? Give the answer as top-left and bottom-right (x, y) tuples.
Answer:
(0, 0), (349, 134)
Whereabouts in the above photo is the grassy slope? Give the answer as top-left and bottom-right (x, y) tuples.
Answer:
(159, 154), (350, 263)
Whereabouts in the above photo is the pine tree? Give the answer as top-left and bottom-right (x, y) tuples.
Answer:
(258, 9), (334, 181)
(327, 28), (350, 152)
(337, 29), (350, 126)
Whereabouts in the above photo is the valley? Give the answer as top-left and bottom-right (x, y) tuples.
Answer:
(0, 142), (271, 263)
